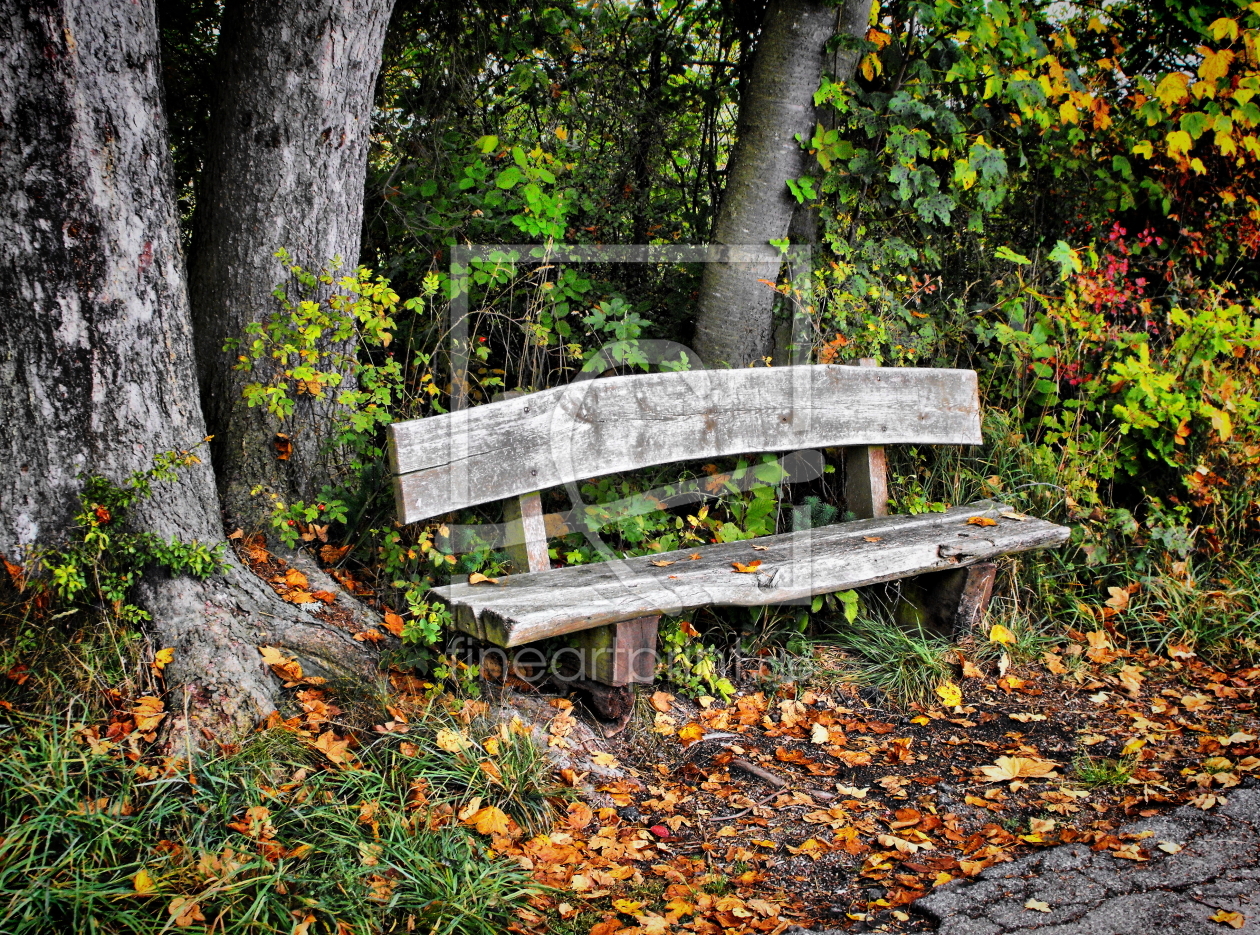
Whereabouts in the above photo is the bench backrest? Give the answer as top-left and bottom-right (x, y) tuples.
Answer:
(388, 364), (981, 525)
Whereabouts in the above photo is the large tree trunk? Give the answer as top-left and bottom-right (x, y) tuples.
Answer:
(691, 0), (866, 369)
(188, 0), (395, 532)
(0, 0), (378, 743)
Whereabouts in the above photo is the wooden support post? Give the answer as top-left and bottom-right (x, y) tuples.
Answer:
(503, 492), (550, 574)
(844, 358), (888, 519)
(891, 562), (998, 637)
(570, 616), (659, 686)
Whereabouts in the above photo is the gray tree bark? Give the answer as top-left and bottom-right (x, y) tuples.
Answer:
(0, 0), (377, 743)
(692, 0), (868, 369)
(188, 0), (395, 532)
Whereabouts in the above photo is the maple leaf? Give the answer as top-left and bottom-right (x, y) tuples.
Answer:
(678, 722), (706, 747)
(978, 755), (1059, 781)
(435, 728), (471, 753)
(311, 730), (351, 765)
(465, 805), (512, 836)
(612, 898), (644, 915)
(688, 553), (701, 560)
(1105, 586), (1130, 611)
(966, 515), (998, 527)
(935, 680), (963, 707)
(731, 560), (762, 573)
(258, 646), (304, 683)
(133, 696), (166, 732)
(381, 611), (405, 636)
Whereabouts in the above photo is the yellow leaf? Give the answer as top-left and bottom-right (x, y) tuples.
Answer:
(979, 755), (1059, 781)
(259, 646), (304, 683)
(467, 572), (499, 585)
(435, 728), (471, 753)
(1210, 909), (1246, 929)
(152, 648), (174, 671)
(613, 899), (645, 915)
(1199, 47), (1235, 83)
(464, 805), (512, 836)
(966, 515), (998, 527)
(731, 560), (762, 573)
(678, 722), (706, 747)
(133, 696), (166, 732)
(988, 624), (1016, 645)
(1121, 737), (1147, 755)
(1059, 100), (1078, 124)
(1166, 129), (1194, 158)
(1209, 17), (1239, 41)
(935, 680), (963, 707)
(133, 868), (156, 894)
(1155, 72), (1190, 108)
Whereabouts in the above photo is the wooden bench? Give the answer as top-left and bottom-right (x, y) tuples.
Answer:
(387, 361), (1069, 718)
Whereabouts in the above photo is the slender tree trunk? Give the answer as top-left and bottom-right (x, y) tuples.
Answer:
(188, 0), (395, 532)
(692, 0), (867, 368)
(0, 0), (378, 744)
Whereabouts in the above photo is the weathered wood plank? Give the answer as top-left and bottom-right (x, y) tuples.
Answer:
(433, 501), (1068, 647)
(844, 358), (889, 519)
(389, 365), (982, 524)
(503, 492), (550, 574)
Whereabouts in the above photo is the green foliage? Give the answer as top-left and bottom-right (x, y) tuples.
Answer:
(27, 448), (224, 628)
(1072, 753), (1137, 787)
(828, 613), (954, 707)
(0, 715), (538, 935)
(658, 618), (735, 701)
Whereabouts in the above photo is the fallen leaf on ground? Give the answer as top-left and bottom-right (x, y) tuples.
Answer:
(650, 691), (675, 712)
(1210, 910), (1245, 929)
(133, 868), (156, 894)
(1157, 841), (1183, 854)
(936, 680), (963, 706)
(151, 648), (174, 671)
(731, 561), (762, 573)
(863, 536), (883, 542)
(967, 516), (998, 527)
(1025, 899), (1051, 912)
(978, 755), (1059, 781)
(649, 560), (676, 566)
(988, 623), (1016, 645)
(467, 573), (498, 585)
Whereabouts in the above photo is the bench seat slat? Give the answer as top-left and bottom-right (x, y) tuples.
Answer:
(389, 365), (982, 524)
(432, 500), (1068, 647)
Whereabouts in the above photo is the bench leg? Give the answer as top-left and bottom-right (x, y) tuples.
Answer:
(892, 562), (997, 637)
(565, 616), (659, 734)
